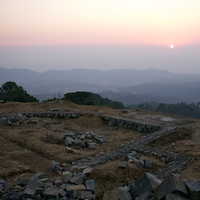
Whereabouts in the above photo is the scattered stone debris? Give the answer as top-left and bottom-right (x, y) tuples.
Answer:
(2, 170), (200, 200)
(64, 131), (105, 149)
(0, 166), (95, 200)
(103, 173), (200, 200)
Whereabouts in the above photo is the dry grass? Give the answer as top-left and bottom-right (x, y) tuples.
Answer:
(1, 101), (200, 195)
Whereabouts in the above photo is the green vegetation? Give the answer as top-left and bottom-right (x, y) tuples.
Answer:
(63, 91), (124, 109)
(135, 102), (200, 119)
(0, 81), (38, 102)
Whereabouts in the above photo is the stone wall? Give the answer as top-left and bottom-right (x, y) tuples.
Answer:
(102, 116), (161, 133)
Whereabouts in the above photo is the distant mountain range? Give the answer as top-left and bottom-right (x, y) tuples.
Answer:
(1, 67), (200, 105)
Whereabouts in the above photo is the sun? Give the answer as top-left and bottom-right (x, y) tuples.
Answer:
(170, 44), (174, 49)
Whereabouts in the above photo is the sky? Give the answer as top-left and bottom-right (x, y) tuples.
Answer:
(0, 0), (200, 73)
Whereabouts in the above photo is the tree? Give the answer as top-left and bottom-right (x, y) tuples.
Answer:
(0, 81), (38, 102)
(63, 91), (124, 109)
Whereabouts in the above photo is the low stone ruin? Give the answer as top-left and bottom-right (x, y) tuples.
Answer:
(102, 116), (161, 133)
(0, 112), (82, 127)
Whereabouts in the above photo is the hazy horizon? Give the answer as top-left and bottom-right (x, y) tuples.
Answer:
(1, 1), (200, 74)
(1, 44), (200, 74)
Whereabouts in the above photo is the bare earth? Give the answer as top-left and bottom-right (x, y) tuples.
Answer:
(0, 101), (200, 198)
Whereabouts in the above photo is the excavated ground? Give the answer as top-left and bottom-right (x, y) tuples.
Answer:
(0, 101), (199, 199)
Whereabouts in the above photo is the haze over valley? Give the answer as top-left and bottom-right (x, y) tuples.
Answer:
(1, 67), (200, 106)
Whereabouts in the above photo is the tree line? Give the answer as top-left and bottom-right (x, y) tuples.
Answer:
(136, 102), (200, 119)
(0, 82), (124, 109)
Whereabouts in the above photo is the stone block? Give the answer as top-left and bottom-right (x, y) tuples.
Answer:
(19, 178), (30, 187)
(129, 172), (162, 199)
(59, 188), (67, 197)
(137, 160), (144, 167)
(85, 180), (95, 191)
(144, 159), (153, 168)
(135, 191), (153, 200)
(87, 142), (97, 149)
(43, 187), (59, 199)
(54, 179), (63, 187)
(62, 171), (73, 183)
(154, 174), (188, 200)
(51, 161), (62, 172)
(65, 137), (75, 146)
(23, 188), (36, 198)
(69, 175), (84, 185)
(118, 161), (128, 169)
(185, 180), (200, 200)
(28, 180), (44, 189)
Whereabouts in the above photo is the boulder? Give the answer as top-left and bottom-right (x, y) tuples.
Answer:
(185, 180), (200, 200)
(154, 174), (188, 200)
(129, 172), (162, 199)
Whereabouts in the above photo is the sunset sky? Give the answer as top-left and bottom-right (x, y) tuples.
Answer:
(0, 0), (200, 73)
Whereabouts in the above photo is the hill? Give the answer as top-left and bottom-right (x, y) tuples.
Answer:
(1, 67), (200, 104)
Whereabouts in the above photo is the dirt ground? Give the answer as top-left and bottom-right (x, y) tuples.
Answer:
(0, 101), (200, 198)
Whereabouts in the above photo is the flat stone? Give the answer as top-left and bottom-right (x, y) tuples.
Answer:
(66, 146), (78, 153)
(66, 184), (86, 191)
(135, 191), (153, 200)
(82, 167), (93, 175)
(154, 174), (188, 200)
(69, 165), (81, 173)
(103, 187), (132, 200)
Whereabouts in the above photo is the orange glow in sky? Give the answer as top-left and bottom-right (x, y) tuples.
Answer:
(0, 0), (200, 46)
